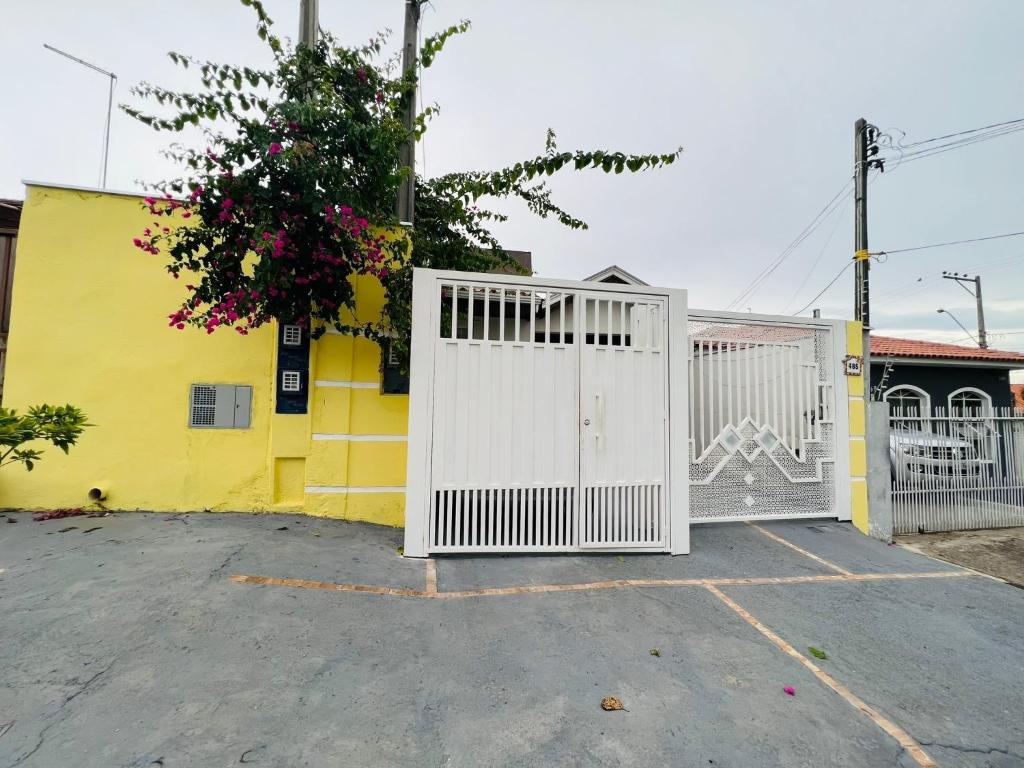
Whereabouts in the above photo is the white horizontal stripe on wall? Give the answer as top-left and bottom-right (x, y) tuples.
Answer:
(312, 433), (408, 442)
(314, 380), (379, 389)
(305, 485), (406, 494)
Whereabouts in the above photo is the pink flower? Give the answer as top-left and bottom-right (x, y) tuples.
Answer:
(783, 687), (795, 697)
(133, 238), (142, 247)
(356, 67), (367, 83)
(269, 142), (282, 155)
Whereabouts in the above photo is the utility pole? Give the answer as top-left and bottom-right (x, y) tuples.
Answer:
(397, 0), (422, 225)
(854, 119), (870, 330)
(853, 118), (872, 402)
(942, 272), (988, 348)
(299, 0), (319, 46)
(854, 118), (884, 395)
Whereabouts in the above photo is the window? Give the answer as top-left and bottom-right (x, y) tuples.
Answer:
(883, 385), (930, 428)
(948, 388), (995, 459)
(189, 384), (252, 428)
(381, 339), (409, 395)
(282, 324), (303, 346)
(949, 388), (991, 417)
(281, 370), (302, 392)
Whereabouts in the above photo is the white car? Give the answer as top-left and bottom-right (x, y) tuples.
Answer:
(889, 428), (993, 488)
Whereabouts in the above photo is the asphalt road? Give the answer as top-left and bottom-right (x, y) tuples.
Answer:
(1, 513), (1022, 767)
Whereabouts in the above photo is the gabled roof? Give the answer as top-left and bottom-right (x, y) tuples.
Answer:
(490, 250), (532, 276)
(583, 265), (648, 286)
(871, 335), (1024, 366)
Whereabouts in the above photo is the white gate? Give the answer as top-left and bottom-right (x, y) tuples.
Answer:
(687, 311), (849, 523)
(404, 269), (689, 557)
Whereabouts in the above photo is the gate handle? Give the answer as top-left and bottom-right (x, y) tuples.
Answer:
(595, 392), (605, 451)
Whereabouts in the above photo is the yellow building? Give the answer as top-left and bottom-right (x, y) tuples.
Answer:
(0, 182), (408, 527)
(2, 182), (867, 544)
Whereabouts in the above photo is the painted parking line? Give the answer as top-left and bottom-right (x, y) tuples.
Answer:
(229, 575), (426, 597)
(229, 569), (975, 600)
(705, 583), (936, 768)
(745, 521), (853, 575)
(425, 559), (438, 595)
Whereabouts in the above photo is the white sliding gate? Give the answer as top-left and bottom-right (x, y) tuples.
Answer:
(404, 269), (689, 557)
(687, 311), (850, 523)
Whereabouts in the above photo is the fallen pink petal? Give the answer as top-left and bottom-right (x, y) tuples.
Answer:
(784, 687), (796, 696)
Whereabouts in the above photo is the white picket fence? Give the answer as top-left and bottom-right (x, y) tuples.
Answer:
(890, 406), (1024, 533)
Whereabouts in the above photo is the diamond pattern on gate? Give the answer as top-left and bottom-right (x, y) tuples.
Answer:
(687, 318), (836, 521)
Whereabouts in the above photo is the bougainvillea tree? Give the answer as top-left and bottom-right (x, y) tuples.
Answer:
(123, 0), (682, 367)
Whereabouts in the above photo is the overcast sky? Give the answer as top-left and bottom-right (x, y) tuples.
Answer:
(2, 1), (1022, 359)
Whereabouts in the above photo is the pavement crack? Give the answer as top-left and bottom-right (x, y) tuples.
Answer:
(209, 545), (245, 581)
(917, 740), (1023, 759)
(5, 661), (116, 768)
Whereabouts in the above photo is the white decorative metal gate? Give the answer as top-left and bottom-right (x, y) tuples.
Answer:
(687, 312), (846, 523)
(404, 269), (689, 557)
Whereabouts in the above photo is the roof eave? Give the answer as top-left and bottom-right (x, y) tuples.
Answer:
(870, 355), (1024, 370)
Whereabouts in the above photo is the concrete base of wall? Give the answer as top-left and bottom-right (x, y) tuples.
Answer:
(865, 402), (894, 543)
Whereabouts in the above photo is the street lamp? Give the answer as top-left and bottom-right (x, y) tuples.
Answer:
(937, 308), (979, 347)
(44, 44), (117, 189)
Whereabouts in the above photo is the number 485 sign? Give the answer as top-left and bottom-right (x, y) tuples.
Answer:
(843, 355), (863, 376)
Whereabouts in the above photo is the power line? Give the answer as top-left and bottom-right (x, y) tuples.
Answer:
(879, 230), (1024, 255)
(726, 178), (853, 311)
(871, 253), (1024, 308)
(782, 198), (846, 313)
(900, 117), (1024, 149)
(877, 118), (1024, 170)
(951, 330), (1024, 344)
(898, 126), (1024, 164)
(795, 261), (853, 316)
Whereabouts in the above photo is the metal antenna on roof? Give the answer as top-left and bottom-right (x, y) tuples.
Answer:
(44, 44), (117, 189)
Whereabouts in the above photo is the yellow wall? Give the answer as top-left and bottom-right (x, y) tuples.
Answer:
(0, 184), (409, 525)
(846, 320), (869, 533)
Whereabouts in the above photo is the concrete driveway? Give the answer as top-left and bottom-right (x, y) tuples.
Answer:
(1, 512), (1023, 768)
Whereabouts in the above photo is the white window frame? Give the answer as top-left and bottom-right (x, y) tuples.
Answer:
(883, 384), (931, 429)
(947, 387), (992, 416)
(281, 370), (302, 392)
(948, 387), (996, 459)
(282, 324), (303, 346)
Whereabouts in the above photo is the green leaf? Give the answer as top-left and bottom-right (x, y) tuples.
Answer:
(807, 647), (828, 660)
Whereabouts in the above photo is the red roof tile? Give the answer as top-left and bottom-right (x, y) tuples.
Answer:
(871, 335), (1024, 365)
(1012, 384), (1024, 409)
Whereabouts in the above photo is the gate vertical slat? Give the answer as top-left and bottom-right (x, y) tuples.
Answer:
(770, 344), (779, 440)
(536, 487), (544, 548)
(610, 487), (618, 548)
